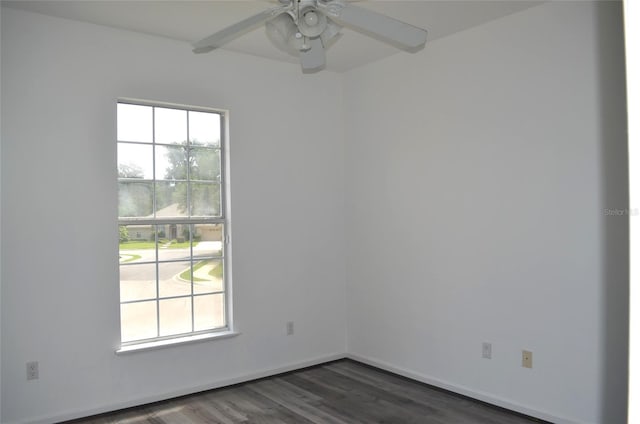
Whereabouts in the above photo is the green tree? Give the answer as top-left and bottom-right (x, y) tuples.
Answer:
(118, 162), (152, 217)
(161, 143), (221, 216)
(118, 163), (144, 178)
(118, 182), (153, 217)
(119, 225), (129, 242)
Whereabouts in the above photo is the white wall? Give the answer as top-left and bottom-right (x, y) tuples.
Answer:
(343, 2), (627, 424)
(0, 8), (346, 423)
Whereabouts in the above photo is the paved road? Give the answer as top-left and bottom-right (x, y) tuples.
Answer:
(120, 242), (223, 302)
(120, 241), (222, 263)
(118, 241), (225, 342)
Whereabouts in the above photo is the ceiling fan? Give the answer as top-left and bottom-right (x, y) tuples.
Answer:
(192, 0), (428, 73)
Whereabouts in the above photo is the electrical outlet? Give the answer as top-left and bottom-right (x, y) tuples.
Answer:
(26, 361), (39, 380)
(522, 350), (533, 368)
(482, 342), (492, 359)
(286, 321), (294, 336)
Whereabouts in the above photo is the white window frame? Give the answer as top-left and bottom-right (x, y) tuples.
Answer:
(116, 99), (234, 353)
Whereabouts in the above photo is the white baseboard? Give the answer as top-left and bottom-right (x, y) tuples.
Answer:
(346, 353), (588, 424)
(13, 352), (346, 424)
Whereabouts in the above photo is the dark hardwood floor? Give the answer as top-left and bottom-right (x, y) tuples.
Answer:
(65, 359), (548, 424)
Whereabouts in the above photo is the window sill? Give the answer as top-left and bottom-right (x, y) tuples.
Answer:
(116, 330), (240, 355)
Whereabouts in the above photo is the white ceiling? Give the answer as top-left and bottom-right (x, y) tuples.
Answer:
(1, 0), (544, 72)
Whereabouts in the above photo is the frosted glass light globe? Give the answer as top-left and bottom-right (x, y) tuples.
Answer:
(304, 11), (319, 26)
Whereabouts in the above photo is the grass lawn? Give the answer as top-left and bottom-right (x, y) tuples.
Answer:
(179, 259), (223, 282)
(119, 254), (142, 263)
(119, 241), (156, 250)
(167, 240), (192, 249)
(209, 261), (223, 279)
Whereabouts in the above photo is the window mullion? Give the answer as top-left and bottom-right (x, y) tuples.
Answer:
(152, 106), (161, 339)
(187, 112), (196, 333)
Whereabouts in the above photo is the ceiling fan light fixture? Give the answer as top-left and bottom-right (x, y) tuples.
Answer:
(304, 11), (319, 27)
(297, 6), (327, 38)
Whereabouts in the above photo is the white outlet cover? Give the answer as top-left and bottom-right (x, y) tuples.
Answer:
(482, 342), (492, 359)
(26, 361), (39, 380)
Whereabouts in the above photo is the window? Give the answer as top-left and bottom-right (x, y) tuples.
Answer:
(117, 100), (230, 347)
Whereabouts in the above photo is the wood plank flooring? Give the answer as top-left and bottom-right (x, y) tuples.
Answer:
(64, 359), (548, 424)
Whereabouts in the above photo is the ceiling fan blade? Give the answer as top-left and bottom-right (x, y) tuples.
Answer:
(326, 3), (427, 52)
(300, 38), (326, 74)
(193, 5), (290, 54)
